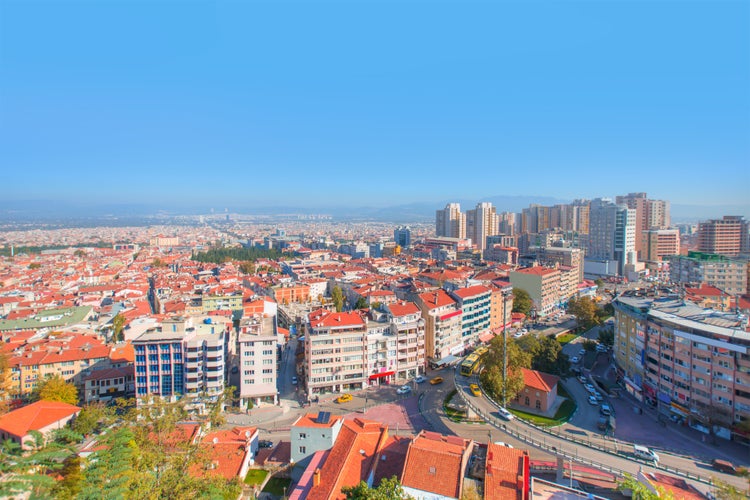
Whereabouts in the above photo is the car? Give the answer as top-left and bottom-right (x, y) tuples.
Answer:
(258, 439), (274, 449)
(513, 332), (523, 338)
(594, 392), (604, 401)
(571, 356), (580, 364)
(493, 441), (514, 448)
(578, 349), (585, 356)
(291, 376), (298, 385)
(337, 393), (353, 403)
(397, 385), (412, 395)
(496, 407), (515, 421)
(596, 344), (608, 352)
(584, 384), (596, 394)
(429, 377), (444, 385)
(414, 375), (426, 384)
(577, 375), (587, 384)
(588, 395), (599, 405)
(520, 328), (528, 334)
(469, 383), (481, 397)
(712, 459), (737, 474)
(600, 404), (612, 416)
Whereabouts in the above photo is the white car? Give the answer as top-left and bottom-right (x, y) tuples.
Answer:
(397, 385), (412, 395)
(585, 384), (596, 393)
(291, 376), (298, 385)
(595, 392), (604, 401)
(414, 376), (426, 384)
(571, 356), (580, 364)
(588, 395), (599, 405)
(493, 441), (514, 448)
(496, 407), (515, 421)
(596, 344), (608, 352)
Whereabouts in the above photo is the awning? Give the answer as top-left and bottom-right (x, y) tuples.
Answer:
(368, 371), (394, 380)
(433, 354), (459, 367)
(478, 331), (495, 343)
(670, 402), (689, 417)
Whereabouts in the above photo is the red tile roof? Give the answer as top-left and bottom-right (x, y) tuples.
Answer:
(417, 290), (457, 310)
(387, 301), (420, 317)
(293, 413), (343, 429)
(400, 431), (472, 498)
(306, 418), (389, 500)
(452, 285), (490, 299)
(0, 400), (81, 437)
(514, 266), (558, 276)
(520, 368), (558, 393)
(308, 310), (366, 329)
(484, 443), (528, 500)
(192, 427), (257, 480)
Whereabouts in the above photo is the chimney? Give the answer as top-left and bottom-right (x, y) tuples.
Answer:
(313, 468), (321, 487)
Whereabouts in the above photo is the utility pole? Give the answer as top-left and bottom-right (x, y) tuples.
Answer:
(502, 288), (510, 407)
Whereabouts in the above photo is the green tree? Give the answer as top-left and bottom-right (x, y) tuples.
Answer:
(342, 476), (413, 499)
(28, 262), (41, 270)
(511, 288), (532, 317)
(111, 313), (127, 342)
(355, 297), (368, 310)
(0, 350), (10, 414)
(238, 261), (255, 274)
(514, 336), (568, 376)
(582, 339), (597, 352)
(54, 455), (84, 499)
(711, 475), (750, 499)
(331, 286), (344, 312)
(598, 326), (614, 347)
(595, 278), (605, 288)
(35, 375), (78, 405)
(481, 335), (530, 405)
(74, 249), (87, 258)
(72, 403), (110, 436)
(617, 473), (673, 500)
(568, 296), (599, 328)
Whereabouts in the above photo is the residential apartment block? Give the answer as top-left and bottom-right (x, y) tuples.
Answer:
(450, 285), (491, 345)
(509, 266), (561, 318)
(613, 291), (750, 442)
(237, 315), (278, 408)
(668, 251), (748, 296)
(132, 315), (229, 404)
(697, 216), (750, 257)
(415, 290), (464, 365)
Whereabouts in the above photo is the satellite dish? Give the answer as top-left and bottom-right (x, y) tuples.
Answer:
(245, 431), (250, 438)
(212, 437), (219, 444)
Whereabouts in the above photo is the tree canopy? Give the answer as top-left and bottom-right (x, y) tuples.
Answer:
(111, 313), (127, 343)
(516, 335), (569, 376)
(191, 246), (285, 264)
(35, 375), (78, 405)
(511, 288), (532, 316)
(342, 476), (413, 499)
(481, 335), (530, 405)
(332, 286), (344, 312)
(567, 296), (599, 328)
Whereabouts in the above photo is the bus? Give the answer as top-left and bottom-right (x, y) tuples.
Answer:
(459, 346), (489, 376)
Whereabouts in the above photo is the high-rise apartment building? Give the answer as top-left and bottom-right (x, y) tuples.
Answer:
(394, 226), (412, 248)
(415, 290), (463, 364)
(586, 198), (637, 276)
(616, 193), (671, 259)
(644, 229), (680, 262)
(449, 285), (492, 344)
(668, 251), (748, 296)
(237, 315), (278, 408)
(466, 202), (499, 251)
(697, 216), (750, 257)
(436, 203), (466, 239)
(509, 266), (561, 318)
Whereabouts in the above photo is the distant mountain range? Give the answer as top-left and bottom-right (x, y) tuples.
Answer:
(0, 196), (748, 225)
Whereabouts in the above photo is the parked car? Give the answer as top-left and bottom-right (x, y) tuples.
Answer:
(429, 376), (444, 385)
(337, 393), (353, 403)
(469, 383), (481, 397)
(588, 395), (599, 405)
(414, 375), (426, 384)
(577, 375), (587, 384)
(596, 344), (608, 352)
(493, 441), (514, 448)
(397, 385), (412, 395)
(258, 440), (274, 449)
(291, 376), (298, 385)
(571, 356), (580, 364)
(584, 384), (596, 393)
(578, 349), (585, 356)
(594, 392), (604, 401)
(600, 404), (612, 416)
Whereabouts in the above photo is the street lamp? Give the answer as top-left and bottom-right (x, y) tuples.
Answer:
(502, 289), (511, 407)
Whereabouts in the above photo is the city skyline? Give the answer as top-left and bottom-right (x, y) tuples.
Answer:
(1, 1), (748, 215)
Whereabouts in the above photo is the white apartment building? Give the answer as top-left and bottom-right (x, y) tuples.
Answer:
(416, 290), (463, 366)
(237, 315), (278, 408)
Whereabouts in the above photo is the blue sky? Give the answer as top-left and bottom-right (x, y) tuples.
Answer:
(1, 0), (748, 214)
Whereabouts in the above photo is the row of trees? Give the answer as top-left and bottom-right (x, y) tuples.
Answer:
(191, 247), (284, 264)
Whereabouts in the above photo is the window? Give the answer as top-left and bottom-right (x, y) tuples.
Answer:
(299, 433), (307, 439)
(525, 396), (530, 406)
(535, 400), (541, 410)
(299, 446), (306, 454)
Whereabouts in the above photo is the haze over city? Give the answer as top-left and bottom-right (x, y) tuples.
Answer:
(1, 1), (748, 219)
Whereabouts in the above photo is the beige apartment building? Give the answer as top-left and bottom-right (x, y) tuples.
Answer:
(304, 310), (368, 397)
(509, 266), (561, 318)
(614, 292), (750, 443)
(697, 216), (750, 257)
(645, 229), (680, 262)
(237, 315), (278, 408)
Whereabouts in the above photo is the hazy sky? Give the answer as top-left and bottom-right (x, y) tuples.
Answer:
(1, 1), (748, 211)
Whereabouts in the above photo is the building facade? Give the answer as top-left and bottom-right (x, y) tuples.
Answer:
(436, 203), (466, 239)
(509, 266), (561, 318)
(415, 290), (463, 364)
(668, 252), (748, 296)
(697, 216), (750, 257)
(450, 285), (492, 345)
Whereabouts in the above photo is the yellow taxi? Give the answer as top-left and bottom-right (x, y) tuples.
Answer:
(429, 376), (444, 385)
(336, 393), (353, 403)
(469, 383), (482, 397)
